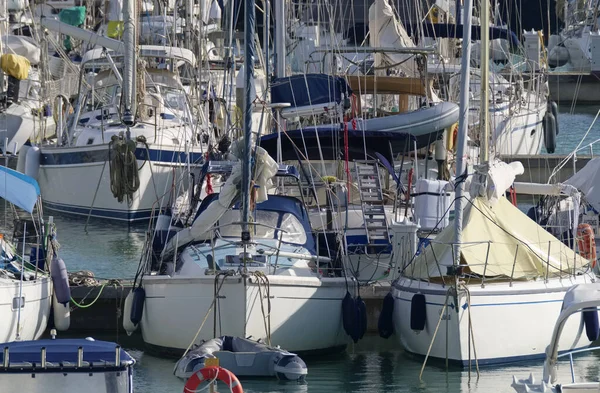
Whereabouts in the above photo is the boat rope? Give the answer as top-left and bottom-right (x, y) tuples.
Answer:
(419, 290), (450, 381)
(252, 271), (272, 346)
(462, 283), (480, 380)
(181, 272), (231, 358)
(70, 283), (107, 309)
(108, 134), (144, 204)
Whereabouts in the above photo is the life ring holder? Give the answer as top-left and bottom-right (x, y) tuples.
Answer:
(183, 366), (243, 393)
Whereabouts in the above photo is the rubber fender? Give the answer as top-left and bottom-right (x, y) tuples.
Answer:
(52, 292), (70, 331)
(378, 292), (395, 339)
(122, 291), (138, 335)
(342, 291), (356, 338)
(51, 256), (70, 305)
(543, 113), (557, 154)
(410, 293), (427, 331)
(548, 101), (559, 135)
(583, 309), (599, 342)
(130, 286), (146, 326)
(356, 296), (368, 341)
(25, 145), (40, 180)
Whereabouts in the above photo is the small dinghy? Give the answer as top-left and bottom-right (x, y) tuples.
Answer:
(174, 336), (308, 382)
(0, 331), (135, 393)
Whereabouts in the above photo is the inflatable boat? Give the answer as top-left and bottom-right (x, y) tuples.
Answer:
(174, 336), (308, 382)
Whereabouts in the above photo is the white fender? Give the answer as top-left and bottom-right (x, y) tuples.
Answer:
(52, 293), (70, 331)
(16, 144), (30, 174)
(25, 145), (40, 180)
(122, 290), (138, 335)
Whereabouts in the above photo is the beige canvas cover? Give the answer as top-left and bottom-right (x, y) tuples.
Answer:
(403, 197), (588, 281)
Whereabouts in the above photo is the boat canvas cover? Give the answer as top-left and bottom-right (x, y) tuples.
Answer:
(0, 54), (30, 80)
(565, 157), (600, 213)
(404, 197), (587, 281)
(5, 36), (40, 65)
(0, 166), (40, 213)
(270, 74), (352, 107)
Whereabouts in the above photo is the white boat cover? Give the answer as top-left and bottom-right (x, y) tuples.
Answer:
(565, 157), (600, 212)
(162, 145), (279, 256)
(404, 196), (588, 281)
(4, 35), (40, 65)
(469, 160), (524, 205)
(0, 166), (40, 213)
(368, 0), (416, 77)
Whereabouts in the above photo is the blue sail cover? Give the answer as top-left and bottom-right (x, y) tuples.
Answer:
(0, 166), (40, 213)
(271, 74), (353, 107)
(406, 23), (520, 48)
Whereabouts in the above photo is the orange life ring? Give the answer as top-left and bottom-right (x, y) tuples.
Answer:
(184, 366), (243, 393)
(577, 223), (597, 268)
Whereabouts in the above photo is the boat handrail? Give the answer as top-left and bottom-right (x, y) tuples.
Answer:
(310, 46), (436, 55)
(558, 345), (600, 383)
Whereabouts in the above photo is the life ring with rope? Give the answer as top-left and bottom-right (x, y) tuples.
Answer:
(577, 223), (597, 268)
(183, 366), (243, 393)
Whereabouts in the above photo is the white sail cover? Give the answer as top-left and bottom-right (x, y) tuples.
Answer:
(0, 166), (40, 213)
(565, 157), (600, 212)
(162, 145), (279, 256)
(403, 197), (588, 281)
(5, 36), (41, 65)
(368, 0), (416, 77)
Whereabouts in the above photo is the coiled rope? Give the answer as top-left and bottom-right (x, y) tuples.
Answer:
(108, 135), (142, 204)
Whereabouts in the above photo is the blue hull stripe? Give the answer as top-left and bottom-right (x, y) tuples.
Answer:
(43, 201), (154, 222)
(40, 147), (205, 165)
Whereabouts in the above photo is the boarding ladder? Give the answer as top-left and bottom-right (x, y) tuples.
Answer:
(353, 160), (390, 245)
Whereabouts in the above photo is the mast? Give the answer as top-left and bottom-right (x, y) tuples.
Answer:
(122, 0), (136, 126)
(452, 0), (474, 277)
(274, 0), (285, 77)
(480, 0), (489, 162)
(241, 0), (257, 239)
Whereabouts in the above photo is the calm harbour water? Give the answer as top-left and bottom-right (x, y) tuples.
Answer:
(44, 105), (600, 392)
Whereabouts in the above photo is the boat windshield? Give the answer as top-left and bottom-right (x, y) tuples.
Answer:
(217, 210), (307, 245)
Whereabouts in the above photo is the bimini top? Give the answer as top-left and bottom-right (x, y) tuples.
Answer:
(0, 338), (135, 372)
(81, 45), (196, 68)
(196, 194), (316, 253)
(0, 166), (40, 214)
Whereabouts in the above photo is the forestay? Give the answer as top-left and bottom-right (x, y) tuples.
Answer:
(0, 166), (40, 213)
(403, 197), (588, 281)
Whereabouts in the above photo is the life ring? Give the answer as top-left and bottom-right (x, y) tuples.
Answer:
(577, 223), (597, 268)
(184, 366), (243, 393)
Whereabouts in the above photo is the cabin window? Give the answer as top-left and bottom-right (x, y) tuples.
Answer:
(87, 138), (94, 145)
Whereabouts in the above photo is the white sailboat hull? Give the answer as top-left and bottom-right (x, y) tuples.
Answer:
(392, 277), (594, 365)
(38, 144), (201, 221)
(141, 275), (350, 355)
(492, 97), (546, 156)
(0, 276), (52, 342)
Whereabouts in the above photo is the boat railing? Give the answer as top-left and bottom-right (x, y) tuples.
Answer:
(558, 345), (600, 383)
(406, 237), (588, 285)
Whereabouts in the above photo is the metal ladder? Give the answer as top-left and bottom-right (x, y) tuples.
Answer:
(353, 160), (389, 244)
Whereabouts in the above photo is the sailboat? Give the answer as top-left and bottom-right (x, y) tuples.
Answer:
(385, 0), (597, 366)
(31, 0), (205, 221)
(132, 0), (355, 355)
(0, 165), (54, 342)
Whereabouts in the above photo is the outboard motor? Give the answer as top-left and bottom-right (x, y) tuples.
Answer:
(274, 353), (308, 381)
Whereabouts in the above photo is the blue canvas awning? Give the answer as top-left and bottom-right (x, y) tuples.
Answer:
(0, 166), (40, 213)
